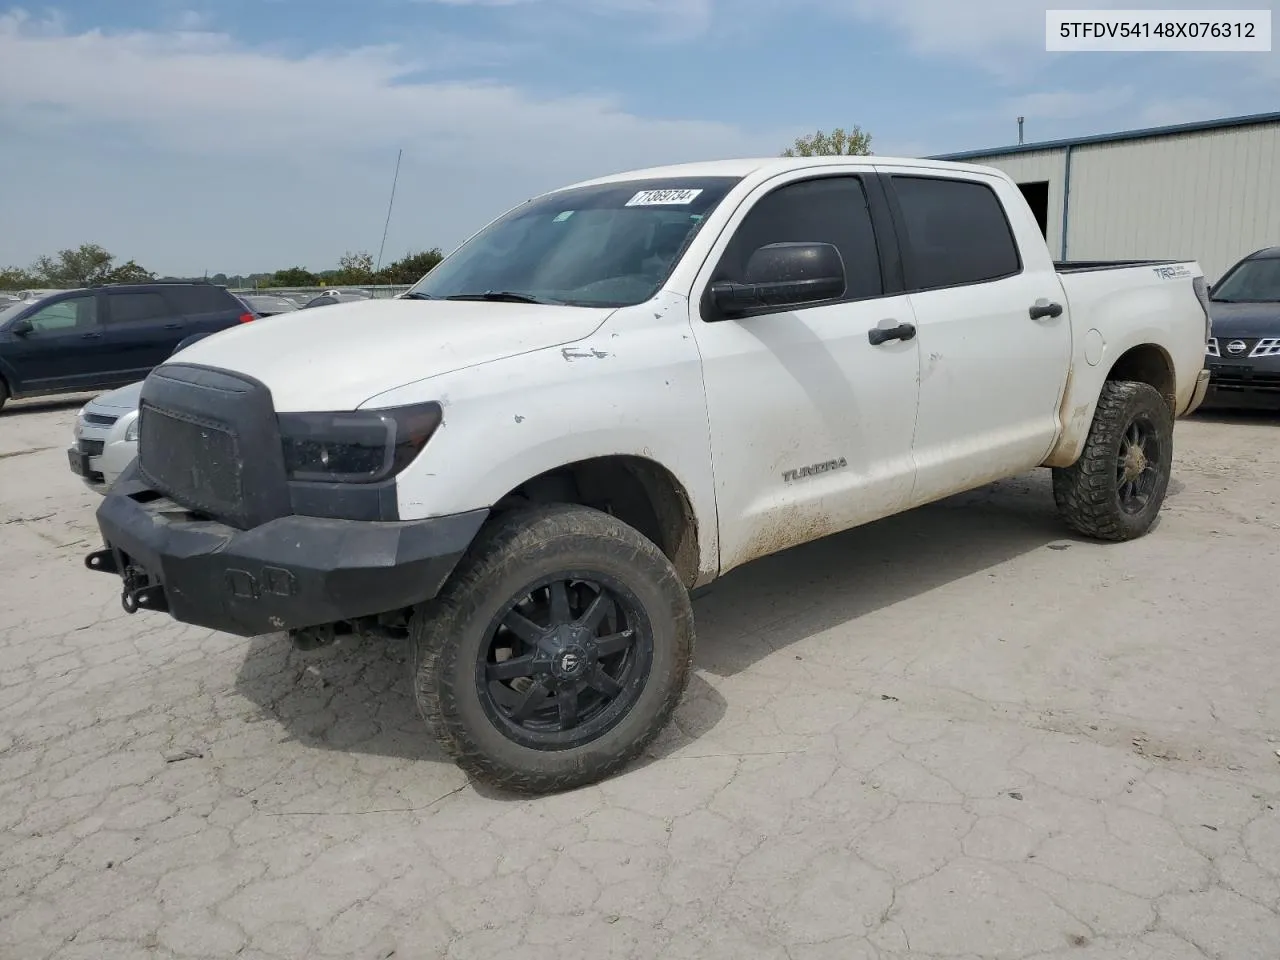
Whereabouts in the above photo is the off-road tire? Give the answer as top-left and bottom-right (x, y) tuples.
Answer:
(411, 503), (695, 794)
(1052, 380), (1173, 541)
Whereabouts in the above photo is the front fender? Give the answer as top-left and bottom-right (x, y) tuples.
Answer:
(369, 301), (721, 583)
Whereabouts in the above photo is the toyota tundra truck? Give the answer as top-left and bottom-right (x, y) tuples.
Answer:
(84, 156), (1212, 793)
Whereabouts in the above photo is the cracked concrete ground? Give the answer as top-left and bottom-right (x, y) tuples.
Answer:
(2, 395), (1280, 960)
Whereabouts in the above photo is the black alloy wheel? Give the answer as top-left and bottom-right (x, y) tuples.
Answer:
(477, 574), (652, 750)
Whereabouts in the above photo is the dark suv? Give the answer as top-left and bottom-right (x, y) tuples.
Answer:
(0, 282), (254, 411)
(1203, 246), (1280, 409)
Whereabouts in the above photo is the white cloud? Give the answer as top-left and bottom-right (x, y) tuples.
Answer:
(414, 0), (715, 41)
(813, 0), (1276, 75)
(0, 11), (771, 163)
(1137, 96), (1234, 128)
(168, 9), (214, 31)
(0, 11), (782, 273)
(1002, 87), (1135, 122)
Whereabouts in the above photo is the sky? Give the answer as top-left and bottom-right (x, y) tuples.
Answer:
(0, 1), (1276, 277)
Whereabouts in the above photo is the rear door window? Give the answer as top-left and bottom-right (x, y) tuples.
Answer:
(890, 176), (1022, 290)
(107, 292), (172, 324)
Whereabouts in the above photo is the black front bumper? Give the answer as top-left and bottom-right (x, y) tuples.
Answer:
(1203, 357), (1280, 409)
(88, 474), (488, 637)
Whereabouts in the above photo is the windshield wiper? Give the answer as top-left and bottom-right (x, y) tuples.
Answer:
(399, 291), (435, 300)
(444, 291), (550, 305)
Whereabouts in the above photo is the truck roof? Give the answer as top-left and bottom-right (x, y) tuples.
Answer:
(561, 155), (1004, 192)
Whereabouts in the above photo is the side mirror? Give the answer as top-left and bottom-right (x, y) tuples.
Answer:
(709, 242), (846, 318)
(170, 332), (212, 357)
(9, 318), (33, 336)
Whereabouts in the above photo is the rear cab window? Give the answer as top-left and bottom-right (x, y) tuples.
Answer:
(890, 175), (1022, 290)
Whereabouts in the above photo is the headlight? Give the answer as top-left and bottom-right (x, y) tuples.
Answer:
(124, 417), (139, 442)
(277, 402), (443, 484)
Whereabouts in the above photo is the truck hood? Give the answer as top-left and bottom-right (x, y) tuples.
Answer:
(166, 298), (615, 411)
(1208, 300), (1280, 338)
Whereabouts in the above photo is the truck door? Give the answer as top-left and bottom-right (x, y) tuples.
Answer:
(879, 169), (1072, 507)
(689, 171), (922, 575)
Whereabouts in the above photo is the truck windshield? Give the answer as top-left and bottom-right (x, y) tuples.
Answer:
(406, 176), (741, 308)
(1212, 257), (1280, 303)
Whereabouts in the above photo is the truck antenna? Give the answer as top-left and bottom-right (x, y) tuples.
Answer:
(376, 148), (403, 276)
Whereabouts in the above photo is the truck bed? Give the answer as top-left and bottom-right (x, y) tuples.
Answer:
(1054, 259), (1182, 274)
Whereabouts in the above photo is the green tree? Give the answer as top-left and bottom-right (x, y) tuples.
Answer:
(105, 260), (155, 284)
(267, 266), (318, 287)
(30, 243), (156, 287)
(0, 266), (39, 291)
(377, 248), (444, 285)
(332, 250), (375, 286)
(782, 126), (873, 157)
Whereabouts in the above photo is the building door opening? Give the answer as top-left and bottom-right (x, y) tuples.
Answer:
(1017, 181), (1049, 239)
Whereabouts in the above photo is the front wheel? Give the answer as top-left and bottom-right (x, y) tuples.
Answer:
(1052, 379), (1174, 541)
(411, 503), (695, 793)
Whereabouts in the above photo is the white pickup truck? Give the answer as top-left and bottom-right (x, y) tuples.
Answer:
(86, 156), (1211, 793)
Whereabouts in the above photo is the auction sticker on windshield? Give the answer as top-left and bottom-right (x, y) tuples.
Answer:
(626, 188), (703, 206)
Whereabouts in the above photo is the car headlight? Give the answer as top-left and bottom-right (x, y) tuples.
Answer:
(277, 402), (443, 484)
(124, 417), (139, 442)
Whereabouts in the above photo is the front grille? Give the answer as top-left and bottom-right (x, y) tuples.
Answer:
(78, 438), (104, 457)
(84, 412), (119, 427)
(137, 401), (245, 519)
(1250, 338), (1280, 358)
(1218, 337), (1259, 358)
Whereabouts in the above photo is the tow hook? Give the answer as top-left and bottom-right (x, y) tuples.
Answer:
(120, 566), (168, 615)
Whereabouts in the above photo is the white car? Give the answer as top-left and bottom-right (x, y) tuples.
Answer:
(68, 381), (141, 493)
(84, 154), (1211, 793)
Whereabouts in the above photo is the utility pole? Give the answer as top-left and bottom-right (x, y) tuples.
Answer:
(1017, 116), (1025, 145)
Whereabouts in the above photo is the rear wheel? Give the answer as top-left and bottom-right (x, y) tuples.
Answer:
(1052, 380), (1173, 541)
(411, 503), (694, 793)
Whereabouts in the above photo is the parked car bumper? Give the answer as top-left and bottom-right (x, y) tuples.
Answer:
(85, 467), (488, 637)
(1202, 355), (1280, 410)
(69, 394), (141, 493)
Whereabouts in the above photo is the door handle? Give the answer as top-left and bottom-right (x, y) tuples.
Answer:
(868, 321), (916, 346)
(80, 332), (102, 340)
(1029, 300), (1063, 320)
(164, 323), (183, 330)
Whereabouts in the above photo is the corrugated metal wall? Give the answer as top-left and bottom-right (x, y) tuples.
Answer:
(951, 121), (1279, 281)
(1066, 124), (1279, 281)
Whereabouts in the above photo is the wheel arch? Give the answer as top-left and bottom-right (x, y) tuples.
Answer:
(1043, 340), (1177, 468)
(1104, 342), (1176, 413)
(490, 454), (702, 591)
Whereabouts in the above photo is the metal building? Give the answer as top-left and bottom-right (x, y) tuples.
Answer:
(930, 111), (1280, 282)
